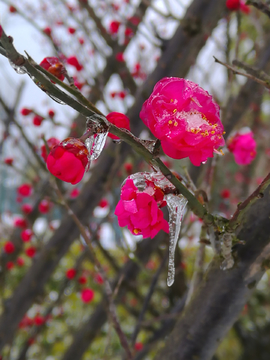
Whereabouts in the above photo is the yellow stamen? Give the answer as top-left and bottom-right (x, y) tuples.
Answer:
(173, 109), (177, 114)
(174, 121), (178, 126)
(168, 120), (173, 125)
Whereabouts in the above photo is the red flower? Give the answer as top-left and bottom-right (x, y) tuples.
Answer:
(66, 268), (76, 279)
(21, 108), (32, 116)
(125, 27), (133, 37)
(33, 115), (44, 126)
(78, 275), (87, 284)
(43, 27), (52, 36)
(140, 77), (225, 166)
(40, 57), (66, 81)
(226, 0), (241, 10)
(17, 257), (25, 266)
(21, 203), (33, 214)
(4, 157), (13, 165)
(4, 241), (15, 254)
(67, 56), (83, 71)
(9, 5), (17, 13)
(25, 246), (36, 258)
(118, 91), (126, 99)
(18, 183), (32, 196)
(226, 0), (250, 13)
(81, 288), (95, 303)
(78, 37), (84, 45)
(115, 179), (169, 239)
(135, 342), (144, 351)
(124, 163), (133, 175)
(21, 229), (33, 242)
(70, 188), (80, 198)
(109, 20), (121, 34)
(98, 198), (109, 208)
(220, 189), (230, 199)
(48, 109), (55, 117)
(46, 137), (89, 184)
(227, 129), (256, 165)
(38, 199), (51, 214)
(41, 137), (60, 162)
(14, 217), (28, 228)
(6, 262), (14, 270)
(94, 273), (104, 284)
(73, 77), (85, 90)
(106, 112), (130, 140)
(68, 27), (76, 34)
(115, 52), (125, 62)
(34, 315), (45, 326)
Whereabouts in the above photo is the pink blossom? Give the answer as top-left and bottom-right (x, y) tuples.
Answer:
(81, 288), (95, 303)
(66, 56), (83, 71)
(227, 130), (257, 165)
(18, 183), (32, 197)
(106, 112), (130, 140)
(140, 77), (225, 166)
(46, 137), (89, 185)
(109, 20), (121, 34)
(115, 179), (169, 239)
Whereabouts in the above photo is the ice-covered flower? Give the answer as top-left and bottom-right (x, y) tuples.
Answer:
(40, 57), (66, 80)
(46, 137), (89, 184)
(227, 129), (256, 165)
(140, 77), (225, 166)
(106, 112), (130, 140)
(115, 178), (169, 239)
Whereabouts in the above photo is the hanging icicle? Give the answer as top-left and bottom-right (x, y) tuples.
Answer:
(165, 194), (188, 286)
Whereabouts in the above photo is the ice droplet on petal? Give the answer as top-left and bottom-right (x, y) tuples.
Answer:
(165, 194), (188, 286)
(9, 60), (27, 74)
(129, 171), (175, 192)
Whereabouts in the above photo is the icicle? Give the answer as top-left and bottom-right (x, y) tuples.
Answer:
(89, 132), (108, 160)
(9, 60), (27, 74)
(166, 194), (188, 286)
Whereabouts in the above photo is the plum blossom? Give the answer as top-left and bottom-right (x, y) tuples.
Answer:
(115, 178), (169, 239)
(106, 112), (130, 140)
(40, 57), (66, 80)
(46, 138), (89, 184)
(140, 77), (225, 166)
(227, 129), (257, 165)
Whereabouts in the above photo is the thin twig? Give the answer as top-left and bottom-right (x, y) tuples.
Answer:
(131, 254), (167, 346)
(246, 0), (270, 18)
(53, 182), (133, 360)
(214, 56), (270, 89)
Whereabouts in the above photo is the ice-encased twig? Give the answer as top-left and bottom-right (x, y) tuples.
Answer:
(166, 194), (188, 286)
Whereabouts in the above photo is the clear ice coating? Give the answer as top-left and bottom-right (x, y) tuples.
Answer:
(129, 171), (175, 192)
(165, 194), (188, 286)
(47, 94), (66, 105)
(9, 59), (27, 74)
(89, 132), (108, 160)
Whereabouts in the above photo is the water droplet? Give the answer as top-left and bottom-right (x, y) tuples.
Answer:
(165, 194), (188, 286)
(9, 59), (27, 74)
(112, 139), (122, 145)
(47, 94), (66, 105)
